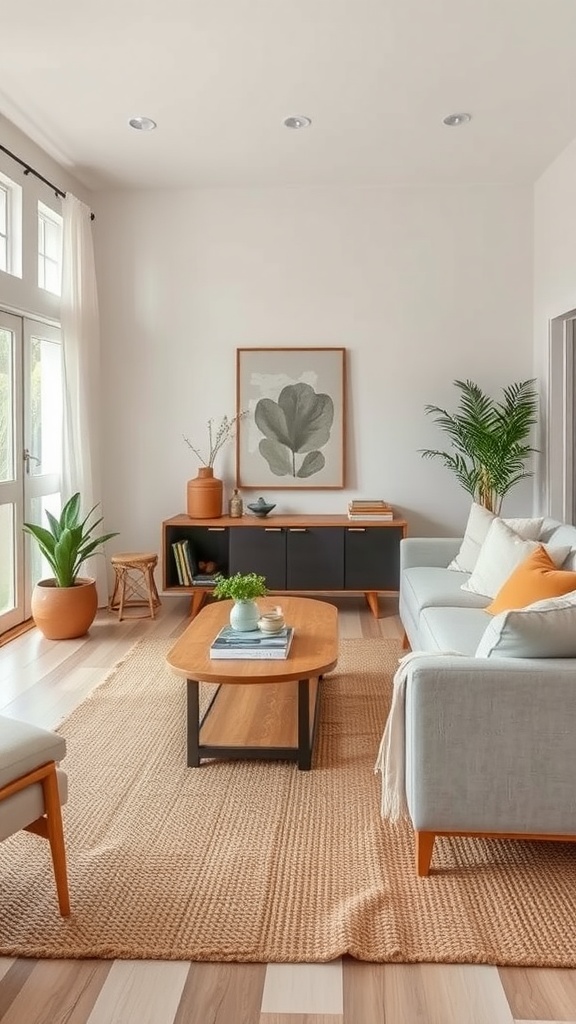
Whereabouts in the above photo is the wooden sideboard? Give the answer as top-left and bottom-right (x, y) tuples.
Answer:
(161, 514), (407, 618)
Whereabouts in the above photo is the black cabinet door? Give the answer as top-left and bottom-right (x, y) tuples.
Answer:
(229, 527), (286, 590)
(286, 527), (344, 590)
(344, 526), (402, 590)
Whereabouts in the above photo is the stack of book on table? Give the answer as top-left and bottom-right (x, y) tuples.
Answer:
(347, 500), (394, 521)
(209, 625), (295, 660)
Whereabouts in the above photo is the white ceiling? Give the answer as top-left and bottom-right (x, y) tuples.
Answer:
(2, 0), (576, 191)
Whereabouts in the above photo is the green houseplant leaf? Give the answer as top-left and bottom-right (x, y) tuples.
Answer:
(23, 492), (118, 588)
(212, 572), (268, 601)
(420, 379), (538, 514)
(255, 383), (334, 478)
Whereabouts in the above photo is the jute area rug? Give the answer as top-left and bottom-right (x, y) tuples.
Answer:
(1, 638), (576, 965)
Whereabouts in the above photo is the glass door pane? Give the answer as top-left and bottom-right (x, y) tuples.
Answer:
(0, 312), (23, 633)
(23, 319), (62, 606)
(0, 328), (14, 481)
(0, 502), (15, 616)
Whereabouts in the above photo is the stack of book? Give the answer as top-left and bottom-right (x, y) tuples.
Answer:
(209, 625), (295, 660)
(347, 500), (394, 521)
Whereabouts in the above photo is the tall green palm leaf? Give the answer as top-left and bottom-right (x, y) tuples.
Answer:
(420, 379), (538, 514)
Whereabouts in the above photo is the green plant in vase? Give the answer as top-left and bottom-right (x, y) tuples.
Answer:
(213, 572), (268, 631)
(22, 491), (118, 639)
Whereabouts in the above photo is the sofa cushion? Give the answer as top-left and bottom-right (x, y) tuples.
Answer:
(418, 606), (492, 656)
(539, 521), (576, 570)
(0, 716), (66, 790)
(475, 592), (576, 659)
(487, 546), (576, 614)
(402, 567), (490, 620)
(448, 502), (544, 573)
(461, 518), (570, 599)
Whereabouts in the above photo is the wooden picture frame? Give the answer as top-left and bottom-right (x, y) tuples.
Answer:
(236, 347), (346, 490)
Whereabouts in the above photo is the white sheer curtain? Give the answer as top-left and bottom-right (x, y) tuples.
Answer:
(61, 193), (108, 604)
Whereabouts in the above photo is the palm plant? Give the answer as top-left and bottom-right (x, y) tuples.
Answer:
(419, 379), (538, 515)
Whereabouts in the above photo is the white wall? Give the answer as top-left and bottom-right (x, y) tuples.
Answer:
(534, 137), (576, 513)
(94, 183), (534, 552)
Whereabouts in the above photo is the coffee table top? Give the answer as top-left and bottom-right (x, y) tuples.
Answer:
(166, 596), (339, 685)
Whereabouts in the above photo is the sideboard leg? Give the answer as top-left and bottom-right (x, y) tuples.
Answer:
(189, 590), (207, 619)
(364, 591), (380, 618)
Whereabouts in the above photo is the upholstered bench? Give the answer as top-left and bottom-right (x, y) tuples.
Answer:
(0, 715), (70, 915)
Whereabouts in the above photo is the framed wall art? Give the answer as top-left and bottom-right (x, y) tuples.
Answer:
(236, 347), (346, 489)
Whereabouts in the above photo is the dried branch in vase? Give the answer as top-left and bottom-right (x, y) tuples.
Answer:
(183, 411), (248, 467)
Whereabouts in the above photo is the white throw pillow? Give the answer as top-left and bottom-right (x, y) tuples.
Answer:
(475, 591), (576, 658)
(461, 518), (570, 599)
(448, 503), (543, 573)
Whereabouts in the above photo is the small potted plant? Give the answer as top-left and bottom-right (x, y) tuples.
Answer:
(213, 571), (268, 631)
(23, 492), (118, 639)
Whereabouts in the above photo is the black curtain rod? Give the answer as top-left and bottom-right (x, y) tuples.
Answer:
(0, 143), (95, 220)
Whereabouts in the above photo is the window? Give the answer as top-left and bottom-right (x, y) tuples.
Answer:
(0, 187), (7, 272)
(38, 201), (62, 295)
(0, 171), (22, 278)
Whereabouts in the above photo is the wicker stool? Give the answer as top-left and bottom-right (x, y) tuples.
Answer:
(109, 552), (161, 621)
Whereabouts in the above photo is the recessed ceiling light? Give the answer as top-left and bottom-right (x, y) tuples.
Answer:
(128, 116), (157, 131)
(442, 112), (472, 127)
(283, 115), (312, 129)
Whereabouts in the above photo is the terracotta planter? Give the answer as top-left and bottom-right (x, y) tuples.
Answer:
(31, 577), (98, 640)
(186, 467), (223, 519)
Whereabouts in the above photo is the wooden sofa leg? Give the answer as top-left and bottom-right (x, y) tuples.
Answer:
(415, 831), (435, 876)
(41, 765), (71, 917)
(401, 630), (410, 651)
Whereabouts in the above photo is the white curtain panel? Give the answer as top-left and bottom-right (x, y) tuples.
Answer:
(61, 194), (108, 604)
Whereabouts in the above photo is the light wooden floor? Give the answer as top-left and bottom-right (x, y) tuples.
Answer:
(0, 595), (575, 1024)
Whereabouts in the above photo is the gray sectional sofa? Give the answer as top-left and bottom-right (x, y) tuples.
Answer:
(398, 516), (576, 875)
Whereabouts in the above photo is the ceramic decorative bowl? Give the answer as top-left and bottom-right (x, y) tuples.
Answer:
(247, 498), (276, 518)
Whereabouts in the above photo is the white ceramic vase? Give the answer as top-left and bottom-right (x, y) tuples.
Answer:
(229, 599), (260, 631)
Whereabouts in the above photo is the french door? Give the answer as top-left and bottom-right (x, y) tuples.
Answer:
(0, 311), (62, 633)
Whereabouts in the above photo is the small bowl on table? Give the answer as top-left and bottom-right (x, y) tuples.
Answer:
(247, 498), (276, 518)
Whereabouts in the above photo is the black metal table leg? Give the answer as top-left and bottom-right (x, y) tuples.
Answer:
(298, 678), (311, 770)
(187, 678), (200, 766)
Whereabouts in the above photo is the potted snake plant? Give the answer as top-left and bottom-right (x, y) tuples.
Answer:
(23, 492), (118, 639)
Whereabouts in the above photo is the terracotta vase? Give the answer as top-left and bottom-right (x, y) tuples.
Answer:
(31, 577), (98, 639)
(186, 466), (223, 519)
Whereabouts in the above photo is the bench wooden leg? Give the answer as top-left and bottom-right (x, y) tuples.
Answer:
(401, 630), (410, 650)
(415, 830), (435, 876)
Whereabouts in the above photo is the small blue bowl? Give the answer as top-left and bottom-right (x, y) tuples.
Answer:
(247, 499), (276, 518)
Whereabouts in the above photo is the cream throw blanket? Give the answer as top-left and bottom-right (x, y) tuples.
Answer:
(374, 650), (463, 823)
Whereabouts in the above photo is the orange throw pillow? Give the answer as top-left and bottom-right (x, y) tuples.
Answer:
(487, 545), (576, 614)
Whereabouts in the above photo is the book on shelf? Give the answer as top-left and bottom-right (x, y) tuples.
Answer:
(180, 538), (197, 581)
(171, 541), (186, 585)
(209, 625), (294, 660)
(191, 573), (218, 586)
(171, 539), (195, 585)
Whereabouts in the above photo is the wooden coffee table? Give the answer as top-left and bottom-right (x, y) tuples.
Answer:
(166, 596), (338, 770)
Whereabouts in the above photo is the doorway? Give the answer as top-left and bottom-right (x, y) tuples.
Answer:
(0, 311), (62, 633)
